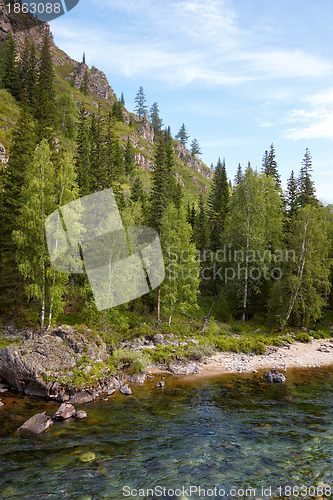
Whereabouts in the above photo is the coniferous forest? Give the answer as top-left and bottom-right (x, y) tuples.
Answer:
(1, 24), (333, 360)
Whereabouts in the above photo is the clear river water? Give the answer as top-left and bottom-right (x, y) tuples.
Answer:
(0, 366), (332, 499)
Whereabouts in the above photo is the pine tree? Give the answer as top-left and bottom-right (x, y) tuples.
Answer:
(234, 163), (243, 186)
(19, 40), (38, 108)
(124, 136), (135, 176)
(56, 90), (78, 139)
(112, 100), (124, 122)
(134, 86), (147, 120)
(190, 138), (201, 157)
(76, 106), (91, 196)
(175, 123), (189, 146)
(0, 100), (36, 301)
(149, 102), (163, 137)
(79, 71), (89, 95)
(194, 194), (209, 254)
(207, 158), (230, 251)
(35, 30), (56, 141)
(120, 92), (125, 105)
(149, 134), (169, 231)
(1, 32), (20, 99)
(103, 112), (125, 185)
(285, 170), (299, 221)
(89, 113), (103, 191)
(262, 143), (281, 189)
(297, 148), (318, 207)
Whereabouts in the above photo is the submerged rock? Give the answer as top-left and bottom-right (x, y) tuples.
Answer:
(75, 410), (88, 419)
(80, 452), (96, 463)
(156, 381), (165, 388)
(128, 373), (146, 384)
(69, 391), (96, 404)
(120, 384), (132, 395)
(52, 403), (76, 420)
(265, 368), (286, 384)
(18, 412), (53, 434)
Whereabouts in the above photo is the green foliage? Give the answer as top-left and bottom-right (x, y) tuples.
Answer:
(294, 332), (312, 343)
(190, 138), (201, 157)
(175, 123), (189, 146)
(273, 334), (294, 346)
(186, 342), (214, 360)
(310, 330), (331, 339)
(112, 349), (151, 374)
(134, 86), (147, 120)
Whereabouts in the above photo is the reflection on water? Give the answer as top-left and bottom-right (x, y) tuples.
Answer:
(0, 366), (332, 499)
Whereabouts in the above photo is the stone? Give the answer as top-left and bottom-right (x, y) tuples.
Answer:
(156, 381), (165, 388)
(0, 382), (8, 393)
(52, 403), (76, 420)
(18, 413), (53, 434)
(75, 410), (88, 419)
(120, 384), (132, 395)
(128, 373), (146, 384)
(168, 363), (202, 375)
(0, 399), (4, 407)
(80, 452), (95, 463)
(265, 369), (286, 384)
(69, 391), (96, 404)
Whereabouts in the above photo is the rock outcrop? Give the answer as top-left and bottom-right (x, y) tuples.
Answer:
(0, 325), (108, 399)
(0, 142), (8, 164)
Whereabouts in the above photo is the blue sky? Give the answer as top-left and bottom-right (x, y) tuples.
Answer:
(50, 0), (333, 203)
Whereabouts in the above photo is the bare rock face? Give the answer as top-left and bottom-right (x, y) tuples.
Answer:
(174, 142), (213, 183)
(0, 0), (13, 42)
(52, 403), (76, 420)
(0, 142), (8, 165)
(18, 413), (53, 434)
(65, 62), (117, 101)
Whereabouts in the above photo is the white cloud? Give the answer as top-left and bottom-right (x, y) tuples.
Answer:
(285, 88), (333, 140)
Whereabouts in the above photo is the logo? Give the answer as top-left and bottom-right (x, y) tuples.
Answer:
(45, 188), (165, 310)
(6, 0), (80, 22)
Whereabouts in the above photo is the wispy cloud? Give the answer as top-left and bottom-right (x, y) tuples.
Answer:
(285, 88), (333, 140)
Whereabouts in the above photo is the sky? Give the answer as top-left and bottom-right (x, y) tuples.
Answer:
(50, 0), (333, 203)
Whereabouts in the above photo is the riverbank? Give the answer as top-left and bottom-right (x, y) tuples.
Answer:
(148, 338), (333, 378)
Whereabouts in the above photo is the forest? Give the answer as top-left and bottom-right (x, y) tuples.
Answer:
(1, 29), (333, 347)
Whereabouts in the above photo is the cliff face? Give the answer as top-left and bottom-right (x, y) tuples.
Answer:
(0, 1), (212, 194)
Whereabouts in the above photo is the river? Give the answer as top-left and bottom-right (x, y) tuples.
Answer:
(0, 367), (332, 499)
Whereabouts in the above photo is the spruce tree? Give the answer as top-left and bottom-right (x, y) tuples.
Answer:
(285, 170), (299, 221)
(175, 123), (189, 146)
(262, 143), (281, 190)
(194, 194), (209, 254)
(120, 92), (125, 105)
(124, 136), (135, 176)
(149, 134), (169, 231)
(36, 30), (56, 141)
(19, 40), (38, 108)
(149, 102), (163, 137)
(1, 32), (20, 99)
(134, 86), (147, 120)
(79, 71), (89, 95)
(112, 100), (124, 122)
(76, 106), (91, 196)
(234, 163), (243, 186)
(190, 138), (201, 157)
(207, 158), (230, 251)
(297, 148), (318, 207)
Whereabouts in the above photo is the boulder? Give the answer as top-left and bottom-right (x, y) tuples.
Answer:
(265, 368), (286, 384)
(75, 410), (88, 419)
(0, 399), (4, 407)
(18, 413), (53, 434)
(128, 373), (146, 384)
(69, 391), (96, 404)
(120, 384), (132, 395)
(0, 326), (107, 399)
(156, 381), (165, 388)
(168, 363), (202, 375)
(52, 403), (76, 420)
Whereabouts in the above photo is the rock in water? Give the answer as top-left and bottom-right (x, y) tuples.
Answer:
(156, 381), (165, 388)
(265, 368), (286, 383)
(52, 403), (76, 420)
(120, 384), (132, 395)
(0, 399), (4, 407)
(18, 413), (53, 434)
(75, 410), (88, 420)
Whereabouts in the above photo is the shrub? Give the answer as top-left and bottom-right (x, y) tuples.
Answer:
(311, 330), (332, 340)
(112, 349), (151, 374)
(186, 343), (215, 361)
(273, 334), (294, 346)
(254, 341), (266, 355)
(294, 332), (312, 343)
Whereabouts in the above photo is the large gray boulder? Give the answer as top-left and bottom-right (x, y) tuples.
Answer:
(18, 413), (53, 434)
(0, 326), (108, 399)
